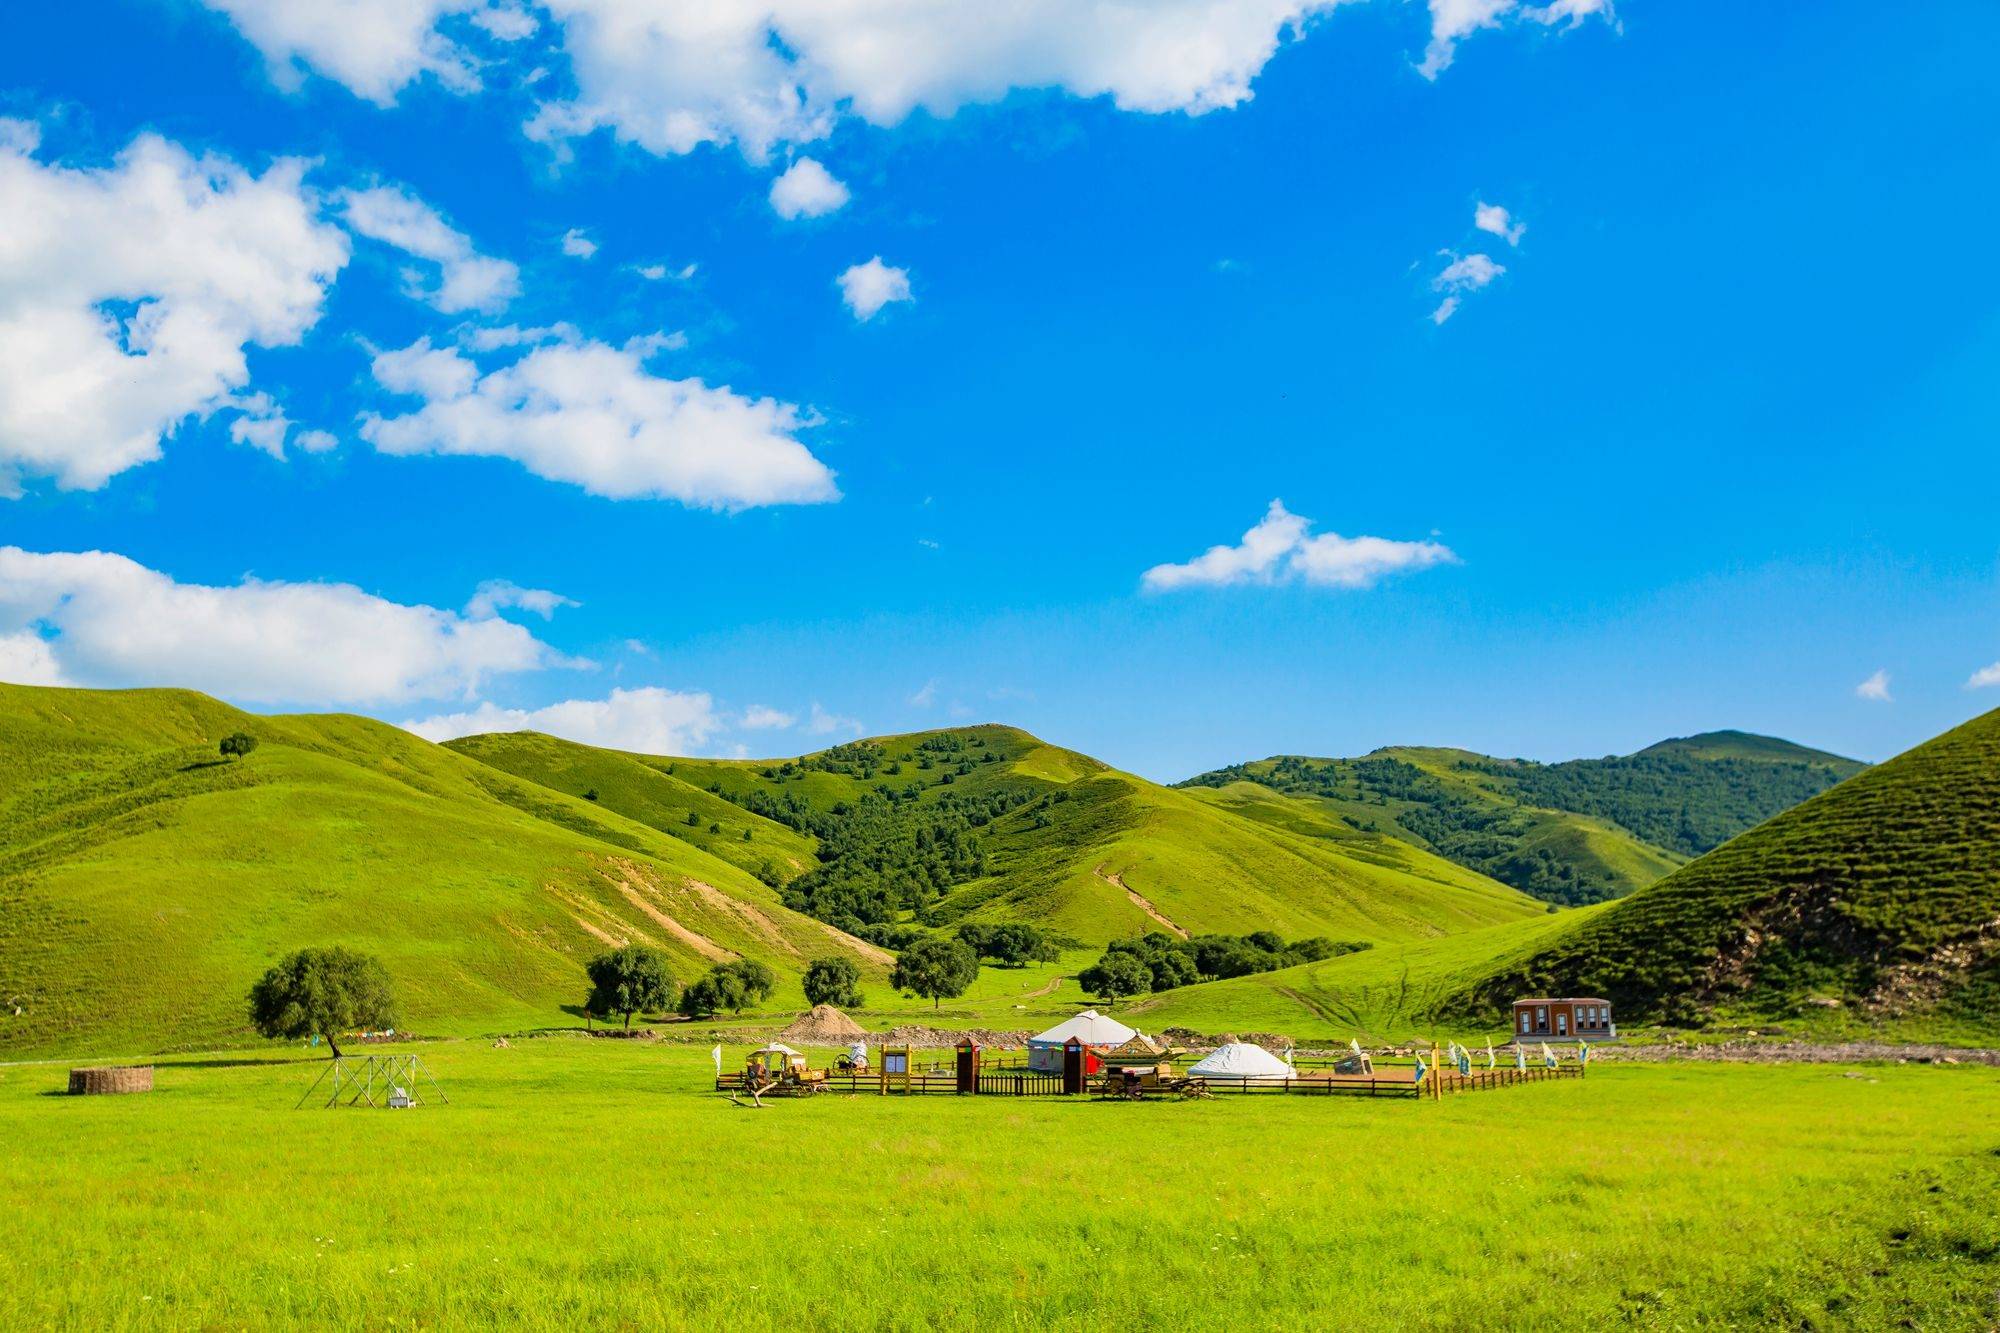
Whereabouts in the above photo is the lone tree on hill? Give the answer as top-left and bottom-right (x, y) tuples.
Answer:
(219, 732), (259, 761)
(890, 937), (978, 1010)
(1077, 951), (1151, 1006)
(585, 945), (675, 1030)
(248, 946), (397, 1059)
(802, 956), (864, 1008)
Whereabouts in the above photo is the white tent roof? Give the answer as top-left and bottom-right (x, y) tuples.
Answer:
(1188, 1042), (1295, 1079)
(750, 1042), (801, 1057)
(1027, 1010), (1139, 1048)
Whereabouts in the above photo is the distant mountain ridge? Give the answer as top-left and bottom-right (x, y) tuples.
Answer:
(1178, 731), (1863, 906)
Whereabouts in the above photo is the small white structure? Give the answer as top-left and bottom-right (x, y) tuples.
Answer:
(1026, 1010), (1139, 1072)
(1188, 1042), (1295, 1083)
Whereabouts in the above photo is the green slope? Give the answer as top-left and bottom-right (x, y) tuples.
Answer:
(1441, 708), (2000, 1036)
(1179, 732), (1862, 906)
(442, 731), (819, 883)
(0, 686), (886, 1058)
(546, 725), (1546, 947)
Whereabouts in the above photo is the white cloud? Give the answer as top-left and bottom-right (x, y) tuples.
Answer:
(1429, 250), (1504, 323)
(1419, 0), (1611, 79)
(769, 158), (850, 219)
(471, 3), (537, 40)
(227, 392), (298, 459)
(807, 701), (863, 736)
(1855, 669), (1892, 702)
(197, 0), (486, 104)
(1142, 500), (1456, 592)
(465, 579), (577, 619)
(1474, 200), (1525, 246)
(341, 184), (519, 314)
(0, 546), (569, 706)
(296, 428), (340, 452)
(0, 128), (347, 495)
(527, 1), (1351, 160)
(361, 336), (838, 508)
(1968, 663), (2000, 690)
(0, 630), (69, 686)
(909, 679), (937, 708)
(837, 257), (912, 321)
(403, 685), (722, 753)
(560, 227), (599, 258)
(740, 703), (796, 729)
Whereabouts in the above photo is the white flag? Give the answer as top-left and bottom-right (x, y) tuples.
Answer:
(1485, 1040), (1496, 1070)
(1515, 1044), (1527, 1072)
(1350, 1038), (1364, 1058)
(1541, 1042), (1557, 1069)
(711, 1044), (722, 1074)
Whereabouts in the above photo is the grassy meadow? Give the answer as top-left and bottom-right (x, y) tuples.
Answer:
(2, 1041), (1996, 1330)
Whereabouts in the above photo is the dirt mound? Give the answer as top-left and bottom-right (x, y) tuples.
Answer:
(779, 1005), (869, 1044)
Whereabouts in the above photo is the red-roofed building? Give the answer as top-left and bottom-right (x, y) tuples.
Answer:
(1513, 997), (1616, 1042)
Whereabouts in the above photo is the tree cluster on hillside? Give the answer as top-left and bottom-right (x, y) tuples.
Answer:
(955, 921), (1060, 967)
(1076, 931), (1368, 1004)
(679, 959), (775, 1017)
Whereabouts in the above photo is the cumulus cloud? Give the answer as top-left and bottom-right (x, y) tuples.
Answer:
(1855, 669), (1892, 702)
(0, 127), (347, 495)
(1429, 251), (1504, 323)
(1142, 500), (1456, 592)
(403, 685), (723, 753)
(0, 630), (68, 686)
(1474, 200), (1525, 246)
(740, 703), (796, 729)
(837, 257), (912, 321)
(1968, 663), (2000, 690)
(360, 335), (839, 508)
(526, 1), (1350, 160)
(465, 579), (577, 619)
(197, 0), (488, 104)
(560, 227), (599, 258)
(0, 546), (569, 705)
(769, 157), (850, 219)
(1420, 0), (1614, 79)
(341, 184), (520, 313)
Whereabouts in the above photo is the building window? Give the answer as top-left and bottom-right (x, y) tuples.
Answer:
(1520, 1012), (1531, 1033)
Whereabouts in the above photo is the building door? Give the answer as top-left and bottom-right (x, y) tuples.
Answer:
(1557, 1012), (1568, 1037)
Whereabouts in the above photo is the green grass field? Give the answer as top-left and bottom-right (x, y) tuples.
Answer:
(2, 1041), (1995, 1329)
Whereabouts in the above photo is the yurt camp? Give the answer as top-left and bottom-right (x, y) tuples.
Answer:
(1026, 1010), (1140, 1072)
(1187, 1042), (1295, 1085)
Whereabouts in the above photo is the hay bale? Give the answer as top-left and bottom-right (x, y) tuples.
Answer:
(779, 1004), (868, 1044)
(68, 1066), (152, 1096)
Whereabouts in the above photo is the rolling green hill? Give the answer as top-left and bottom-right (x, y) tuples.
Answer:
(1141, 711), (2000, 1044)
(520, 724), (1548, 948)
(0, 685), (887, 1058)
(1444, 708), (2000, 1034)
(1178, 731), (1862, 905)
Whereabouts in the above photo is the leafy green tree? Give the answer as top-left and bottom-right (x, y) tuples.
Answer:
(219, 732), (259, 761)
(1077, 951), (1150, 1005)
(248, 947), (396, 1059)
(889, 938), (978, 1010)
(585, 945), (675, 1029)
(679, 959), (776, 1018)
(725, 959), (776, 1010)
(802, 956), (864, 1008)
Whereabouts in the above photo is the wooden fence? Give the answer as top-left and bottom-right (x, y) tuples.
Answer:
(716, 1061), (1583, 1100)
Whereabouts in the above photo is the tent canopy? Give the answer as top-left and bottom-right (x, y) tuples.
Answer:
(1188, 1042), (1294, 1079)
(1027, 1010), (1139, 1048)
(750, 1042), (801, 1058)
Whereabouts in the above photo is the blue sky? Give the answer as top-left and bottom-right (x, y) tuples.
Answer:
(1, 0), (1996, 780)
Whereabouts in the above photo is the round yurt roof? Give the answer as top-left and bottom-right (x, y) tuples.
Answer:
(1027, 1009), (1138, 1048)
(1188, 1042), (1294, 1079)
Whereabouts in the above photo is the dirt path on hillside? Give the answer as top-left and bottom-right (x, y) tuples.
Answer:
(594, 863), (736, 962)
(1095, 866), (1189, 938)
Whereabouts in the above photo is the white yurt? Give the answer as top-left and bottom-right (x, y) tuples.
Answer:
(1187, 1042), (1295, 1083)
(1026, 1010), (1140, 1071)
